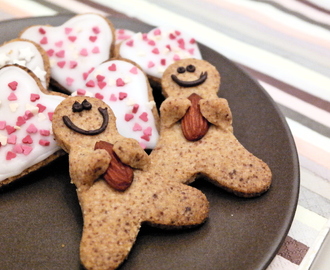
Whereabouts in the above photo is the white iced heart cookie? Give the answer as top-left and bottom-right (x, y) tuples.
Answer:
(71, 59), (159, 149)
(0, 65), (65, 185)
(118, 26), (202, 82)
(20, 13), (115, 94)
(0, 39), (50, 88)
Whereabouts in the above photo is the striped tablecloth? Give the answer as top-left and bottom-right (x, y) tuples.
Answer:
(1, 1), (329, 269)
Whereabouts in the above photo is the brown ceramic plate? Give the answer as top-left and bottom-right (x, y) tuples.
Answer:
(0, 15), (299, 270)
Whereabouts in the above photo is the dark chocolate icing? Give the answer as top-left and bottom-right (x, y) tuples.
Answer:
(63, 107), (109, 135)
(171, 71), (208, 87)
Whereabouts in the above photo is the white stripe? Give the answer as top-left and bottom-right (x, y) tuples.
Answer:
(94, 0), (330, 102)
(294, 205), (327, 231)
(267, 255), (298, 270)
(288, 219), (320, 247)
(305, 0), (330, 10)
(1, 0), (56, 16)
(301, 166), (330, 200)
(260, 81), (330, 128)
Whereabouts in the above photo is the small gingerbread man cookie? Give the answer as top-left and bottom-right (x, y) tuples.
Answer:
(148, 59), (272, 197)
(52, 96), (209, 270)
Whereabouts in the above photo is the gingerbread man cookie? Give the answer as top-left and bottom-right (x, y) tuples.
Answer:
(148, 59), (272, 197)
(20, 13), (115, 94)
(0, 65), (66, 186)
(52, 96), (209, 270)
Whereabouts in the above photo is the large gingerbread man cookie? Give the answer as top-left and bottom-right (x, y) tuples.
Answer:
(148, 59), (272, 197)
(52, 96), (209, 270)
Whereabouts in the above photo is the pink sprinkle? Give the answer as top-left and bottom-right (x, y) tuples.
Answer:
(188, 48), (195, 55)
(154, 29), (161, 35)
(175, 30), (181, 36)
(57, 61), (66, 68)
(96, 75), (105, 81)
(116, 78), (125, 87)
(143, 127), (152, 136)
(132, 104), (139, 113)
(125, 114), (134, 121)
(173, 54), (180, 61)
(98, 81), (107, 89)
(92, 46), (100, 54)
(86, 80), (95, 87)
(70, 61), (77, 69)
(68, 36), (76, 42)
(148, 40), (156, 46)
(22, 145), (33, 155)
(8, 81), (18, 90)
(6, 126), (16, 135)
(95, 93), (104, 100)
(27, 124), (38, 134)
(55, 50), (65, 58)
(133, 123), (142, 131)
(110, 94), (117, 101)
(6, 151), (16, 160)
(160, 59), (166, 66)
(40, 37), (48, 44)
(0, 121), (6, 130)
(55, 41), (63, 47)
(65, 27), (72, 35)
(177, 38), (185, 46)
(36, 104), (46, 113)
(47, 49), (54, 56)
(142, 33), (148, 40)
(148, 61), (155, 68)
(89, 36), (97, 42)
(126, 40), (134, 47)
(119, 92), (127, 100)
(8, 92), (17, 101)
(92, 26), (100, 34)
(14, 144), (23, 154)
(22, 135), (33, 144)
(66, 77), (74, 86)
(152, 48), (159, 54)
(118, 29), (125, 34)
(139, 112), (148, 122)
(48, 112), (54, 121)
(39, 27), (46, 34)
(16, 116), (26, 126)
(39, 129), (50, 136)
(141, 134), (150, 142)
(108, 63), (116, 71)
(39, 140), (50, 146)
(30, 93), (40, 102)
(166, 44), (171, 51)
(83, 72), (89, 80)
(80, 48), (88, 56)
(169, 33), (176, 40)
(24, 111), (34, 120)
(130, 67), (138, 74)
(7, 134), (17, 144)
(77, 89), (86, 95)
(139, 142), (146, 149)
(190, 38), (196, 44)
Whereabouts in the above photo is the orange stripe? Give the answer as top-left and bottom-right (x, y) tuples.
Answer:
(0, 2), (34, 18)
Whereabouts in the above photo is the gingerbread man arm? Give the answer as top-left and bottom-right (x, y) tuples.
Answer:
(113, 138), (150, 170)
(160, 97), (191, 128)
(69, 146), (111, 190)
(199, 98), (233, 131)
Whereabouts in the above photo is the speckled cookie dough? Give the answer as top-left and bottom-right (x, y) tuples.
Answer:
(148, 59), (272, 197)
(52, 96), (209, 270)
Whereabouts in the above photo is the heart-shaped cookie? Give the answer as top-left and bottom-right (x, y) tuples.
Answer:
(0, 38), (50, 88)
(71, 59), (159, 149)
(118, 26), (202, 83)
(0, 65), (66, 185)
(20, 13), (115, 94)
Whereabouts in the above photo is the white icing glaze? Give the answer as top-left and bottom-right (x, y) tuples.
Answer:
(0, 66), (65, 181)
(20, 14), (114, 93)
(71, 59), (159, 149)
(119, 26), (202, 79)
(0, 40), (48, 88)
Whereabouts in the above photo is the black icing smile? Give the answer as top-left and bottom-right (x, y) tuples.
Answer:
(62, 100), (109, 135)
(171, 69), (208, 87)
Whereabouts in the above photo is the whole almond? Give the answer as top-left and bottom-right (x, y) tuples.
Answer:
(181, 93), (209, 141)
(94, 141), (133, 191)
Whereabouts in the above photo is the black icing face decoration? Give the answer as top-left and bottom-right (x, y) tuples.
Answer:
(171, 64), (208, 87)
(62, 99), (109, 135)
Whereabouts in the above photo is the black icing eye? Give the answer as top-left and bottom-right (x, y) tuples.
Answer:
(177, 66), (186, 73)
(82, 99), (92, 110)
(72, 99), (92, 112)
(72, 101), (83, 112)
(186, 65), (195, 72)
